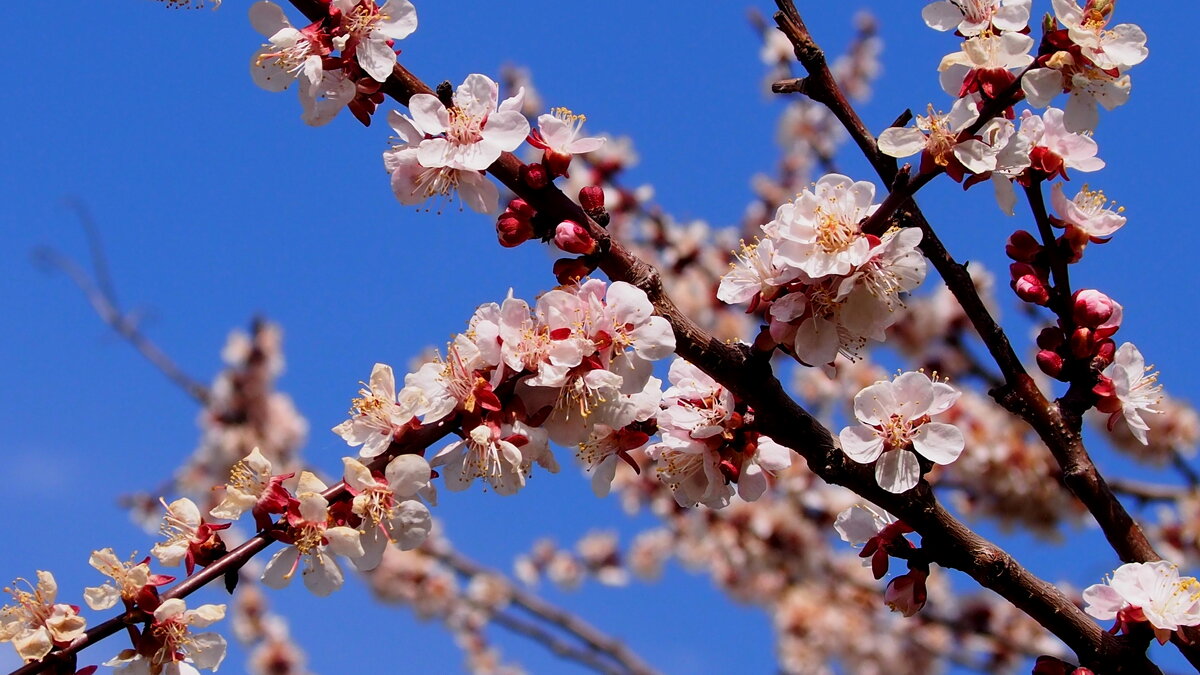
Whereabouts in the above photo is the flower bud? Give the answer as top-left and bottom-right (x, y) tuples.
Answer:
(1069, 327), (1095, 359)
(553, 257), (595, 285)
(884, 570), (928, 617)
(543, 149), (573, 179)
(1013, 273), (1050, 306)
(508, 198), (535, 220)
(1036, 327), (1065, 351)
(521, 162), (549, 190)
(1072, 289), (1115, 328)
(554, 220), (597, 255)
(579, 185), (606, 215)
(1037, 349), (1064, 379)
(1005, 230), (1042, 263)
(496, 214), (534, 248)
(1094, 339), (1116, 365)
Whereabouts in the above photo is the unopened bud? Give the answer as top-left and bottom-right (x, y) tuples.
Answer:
(543, 150), (573, 179)
(1069, 327), (1095, 359)
(497, 214), (534, 248)
(508, 198), (535, 220)
(554, 220), (597, 255)
(1036, 326), (1065, 351)
(521, 162), (549, 190)
(1072, 289), (1114, 328)
(1094, 339), (1116, 365)
(884, 570), (928, 617)
(579, 185), (606, 215)
(553, 257), (595, 285)
(1013, 274), (1050, 305)
(1037, 349), (1065, 378)
(1005, 230), (1042, 263)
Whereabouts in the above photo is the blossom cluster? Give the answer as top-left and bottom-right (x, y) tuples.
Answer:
(718, 173), (928, 367)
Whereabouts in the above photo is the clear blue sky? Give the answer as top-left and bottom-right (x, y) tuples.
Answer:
(2, 1), (1197, 673)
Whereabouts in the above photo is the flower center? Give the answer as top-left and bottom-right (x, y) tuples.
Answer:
(813, 204), (859, 255)
(447, 108), (486, 146)
(344, 3), (385, 37)
(1073, 184), (1123, 218)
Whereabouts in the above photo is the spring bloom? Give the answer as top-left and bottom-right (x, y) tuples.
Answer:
(839, 371), (964, 493)
(248, 1), (328, 92)
(0, 572), (87, 663)
(527, 108), (605, 178)
(835, 504), (913, 579)
(1094, 342), (1163, 445)
(105, 599), (227, 674)
(332, 363), (414, 458)
(343, 454), (434, 571)
(922, 0), (1031, 36)
(1083, 561), (1200, 644)
(1050, 183), (1126, 240)
(1051, 0), (1148, 72)
(877, 94), (1016, 180)
(261, 472), (364, 596)
(209, 447), (294, 530)
(330, 0), (417, 82)
(151, 498), (230, 575)
(84, 549), (174, 612)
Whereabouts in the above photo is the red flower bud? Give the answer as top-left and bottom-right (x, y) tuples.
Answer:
(1072, 289), (1115, 328)
(1005, 230), (1042, 263)
(884, 569), (928, 617)
(554, 220), (597, 255)
(579, 185), (606, 215)
(1036, 327), (1064, 351)
(521, 162), (549, 190)
(508, 198), (535, 220)
(1037, 349), (1064, 378)
(1069, 327), (1094, 359)
(497, 214), (534, 248)
(543, 149), (573, 178)
(1014, 274), (1050, 305)
(553, 257), (595, 285)
(1094, 339), (1116, 365)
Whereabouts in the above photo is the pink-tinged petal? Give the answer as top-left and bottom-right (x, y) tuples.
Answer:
(385, 454), (431, 497)
(353, 527), (388, 572)
(325, 526), (364, 558)
(839, 425), (884, 464)
(358, 37), (398, 83)
(608, 281), (653, 324)
(389, 500), (432, 549)
(876, 449), (921, 494)
(738, 463), (768, 502)
(359, 431), (393, 459)
(188, 632), (227, 671)
(416, 138), (454, 169)
(853, 382), (898, 426)
(927, 382), (960, 416)
(369, 363), (396, 399)
(992, 174), (1018, 216)
(153, 598), (188, 623)
(567, 137), (605, 154)
(455, 74), (499, 118)
(755, 437), (793, 472)
(794, 316), (839, 367)
(249, 47), (293, 93)
(591, 455), (619, 498)
(877, 127), (927, 158)
(1081, 583), (1125, 620)
(631, 317), (676, 361)
(920, 1), (962, 31)
(261, 547), (300, 589)
(388, 111), (422, 146)
(301, 553), (344, 596)
(891, 371), (935, 419)
(1022, 68), (1063, 108)
(536, 114), (571, 148)
(498, 86), (526, 113)
(481, 111), (532, 154)
(912, 422), (964, 464)
(249, 1), (290, 37)
(377, 0), (417, 40)
(457, 171), (500, 214)
(408, 93), (448, 135)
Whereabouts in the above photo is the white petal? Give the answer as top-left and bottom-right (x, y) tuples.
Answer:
(408, 94), (449, 135)
(876, 450), (921, 493)
(877, 127), (927, 158)
(358, 37), (398, 83)
(912, 423), (964, 464)
(188, 632), (227, 671)
(385, 454), (432, 497)
(302, 553), (344, 596)
(839, 425), (884, 464)
(261, 546), (300, 589)
(249, 1), (290, 37)
(481, 111), (531, 154)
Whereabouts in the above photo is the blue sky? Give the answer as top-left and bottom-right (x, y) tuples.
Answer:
(2, 1), (1198, 673)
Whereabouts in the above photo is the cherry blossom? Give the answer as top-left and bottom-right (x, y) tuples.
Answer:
(921, 0), (1031, 36)
(105, 599), (226, 674)
(431, 422), (530, 495)
(1083, 561), (1200, 644)
(0, 571), (87, 664)
(151, 498), (230, 575)
(84, 549), (173, 612)
(248, 2), (328, 93)
(332, 363), (414, 458)
(406, 74), (529, 172)
(877, 94), (1016, 179)
(527, 108), (605, 178)
(261, 472), (364, 596)
(835, 503), (915, 578)
(1051, 0), (1148, 72)
(330, 0), (417, 82)
(1022, 62), (1131, 132)
(769, 173), (877, 279)
(343, 454), (434, 570)
(1015, 107), (1104, 182)
(1094, 342), (1163, 445)
(839, 371), (964, 493)
(937, 31), (1034, 99)
(209, 447), (295, 530)
(1050, 182), (1126, 239)
(716, 238), (795, 307)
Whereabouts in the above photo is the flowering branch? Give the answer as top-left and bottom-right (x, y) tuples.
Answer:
(768, 0), (1165, 572)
